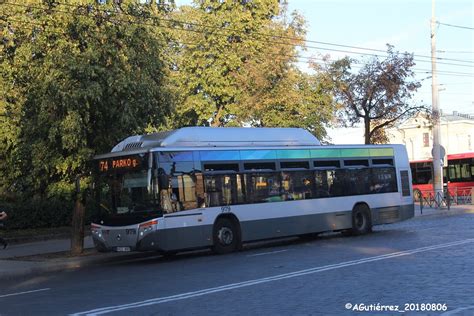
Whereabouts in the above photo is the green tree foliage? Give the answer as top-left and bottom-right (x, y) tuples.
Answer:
(0, 0), (173, 200)
(171, 0), (278, 127)
(327, 45), (425, 144)
(170, 0), (334, 137)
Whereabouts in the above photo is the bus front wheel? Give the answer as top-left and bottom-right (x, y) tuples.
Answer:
(212, 217), (240, 255)
(351, 204), (372, 235)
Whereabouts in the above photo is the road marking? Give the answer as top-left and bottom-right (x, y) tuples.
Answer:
(71, 238), (474, 316)
(442, 305), (474, 315)
(246, 249), (288, 257)
(0, 288), (51, 299)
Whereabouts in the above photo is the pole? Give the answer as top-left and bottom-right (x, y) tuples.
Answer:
(431, 0), (444, 207)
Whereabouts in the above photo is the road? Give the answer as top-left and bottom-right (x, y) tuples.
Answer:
(1, 209), (474, 316)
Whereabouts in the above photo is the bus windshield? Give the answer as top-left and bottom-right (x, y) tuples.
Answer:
(97, 169), (160, 217)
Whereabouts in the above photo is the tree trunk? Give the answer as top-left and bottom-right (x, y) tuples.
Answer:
(71, 177), (85, 255)
(364, 117), (371, 144)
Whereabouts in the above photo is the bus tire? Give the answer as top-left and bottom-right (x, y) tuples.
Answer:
(351, 204), (372, 235)
(299, 232), (320, 241)
(413, 189), (422, 202)
(212, 217), (240, 255)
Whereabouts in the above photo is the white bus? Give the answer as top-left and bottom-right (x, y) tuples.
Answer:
(91, 127), (414, 254)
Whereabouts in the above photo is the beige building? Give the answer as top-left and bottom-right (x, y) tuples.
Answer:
(388, 111), (474, 161)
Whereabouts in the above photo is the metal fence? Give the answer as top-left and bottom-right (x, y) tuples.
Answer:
(418, 186), (473, 212)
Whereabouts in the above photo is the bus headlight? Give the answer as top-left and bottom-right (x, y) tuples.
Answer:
(91, 223), (102, 238)
(138, 219), (158, 237)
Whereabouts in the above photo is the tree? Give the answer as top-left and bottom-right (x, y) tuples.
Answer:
(0, 0), (173, 247)
(171, 0), (280, 127)
(169, 1), (334, 139)
(1, 0), (172, 195)
(232, 6), (334, 138)
(328, 45), (425, 144)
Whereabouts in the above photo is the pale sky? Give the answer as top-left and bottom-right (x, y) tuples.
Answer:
(175, 0), (473, 116)
(286, 0), (474, 115)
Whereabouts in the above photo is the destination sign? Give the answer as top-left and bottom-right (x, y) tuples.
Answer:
(98, 156), (142, 173)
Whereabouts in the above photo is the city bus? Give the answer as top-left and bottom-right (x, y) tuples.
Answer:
(410, 152), (474, 201)
(91, 127), (414, 254)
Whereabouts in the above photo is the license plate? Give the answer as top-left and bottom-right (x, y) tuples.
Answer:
(116, 247), (131, 252)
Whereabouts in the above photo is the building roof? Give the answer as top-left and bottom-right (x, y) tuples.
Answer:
(397, 111), (474, 130)
(442, 111), (474, 122)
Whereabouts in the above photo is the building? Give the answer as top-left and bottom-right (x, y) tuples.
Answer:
(388, 111), (474, 161)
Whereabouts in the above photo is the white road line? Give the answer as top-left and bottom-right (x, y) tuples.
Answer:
(442, 305), (474, 315)
(71, 238), (474, 316)
(0, 288), (51, 299)
(246, 249), (288, 257)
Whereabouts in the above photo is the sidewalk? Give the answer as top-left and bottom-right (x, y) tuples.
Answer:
(1, 203), (473, 280)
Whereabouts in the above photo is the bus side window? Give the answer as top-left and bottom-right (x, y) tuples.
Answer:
(329, 170), (346, 197)
(314, 170), (332, 198)
(244, 173), (281, 203)
(281, 171), (313, 200)
(371, 167), (397, 193)
(203, 174), (244, 207)
(177, 175), (197, 210)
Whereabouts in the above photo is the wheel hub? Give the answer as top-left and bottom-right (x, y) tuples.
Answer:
(355, 212), (366, 229)
(217, 227), (234, 245)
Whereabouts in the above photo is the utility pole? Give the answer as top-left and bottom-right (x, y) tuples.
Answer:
(431, 0), (444, 206)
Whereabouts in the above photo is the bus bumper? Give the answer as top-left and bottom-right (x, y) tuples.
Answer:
(372, 203), (414, 225)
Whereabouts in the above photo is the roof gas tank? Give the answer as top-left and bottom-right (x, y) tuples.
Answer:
(111, 127), (320, 153)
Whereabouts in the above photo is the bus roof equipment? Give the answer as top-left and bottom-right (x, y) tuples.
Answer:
(111, 127), (321, 153)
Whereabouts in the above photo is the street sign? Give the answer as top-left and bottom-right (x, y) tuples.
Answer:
(432, 145), (446, 165)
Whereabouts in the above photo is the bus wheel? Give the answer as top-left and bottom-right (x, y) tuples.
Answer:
(413, 189), (422, 202)
(212, 218), (240, 255)
(351, 204), (372, 235)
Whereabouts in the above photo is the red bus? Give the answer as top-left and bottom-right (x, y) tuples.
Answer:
(410, 152), (474, 201)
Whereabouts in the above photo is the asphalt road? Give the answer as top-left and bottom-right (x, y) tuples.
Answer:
(1, 210), (474, 316)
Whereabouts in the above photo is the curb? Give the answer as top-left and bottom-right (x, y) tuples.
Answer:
(0, 258), (89, 281)
(0, 249), (164, 281)
(0, 250), (125, 281)
(4, 231), (92, 245)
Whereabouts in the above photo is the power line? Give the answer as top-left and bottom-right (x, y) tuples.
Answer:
(439, 82), (474, 85)
(51, 1), (474, 65)
(2, 4), (474, 78)
(3, 19), (474, 79)
(438, 50), (474, 54)
(437, 21), (474, 31)
(3, 1), (474, 67)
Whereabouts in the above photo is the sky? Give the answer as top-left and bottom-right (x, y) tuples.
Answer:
(176, 0), (473, 116)
(285, 0), (474, 116)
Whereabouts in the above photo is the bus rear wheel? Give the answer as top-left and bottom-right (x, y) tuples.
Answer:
(212, 218), (240, 255)
(351, 204), (372, 235)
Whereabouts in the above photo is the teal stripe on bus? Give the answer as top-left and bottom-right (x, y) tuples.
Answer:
(310, 149), (341, 158)
(310, 148), (394, 159)
(277, 150), (311, 159)
(369, 148), (394, 157)
(199, 151), (240, 161)
(197, 148), (394, 162)
(240, 150), (277, 160)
